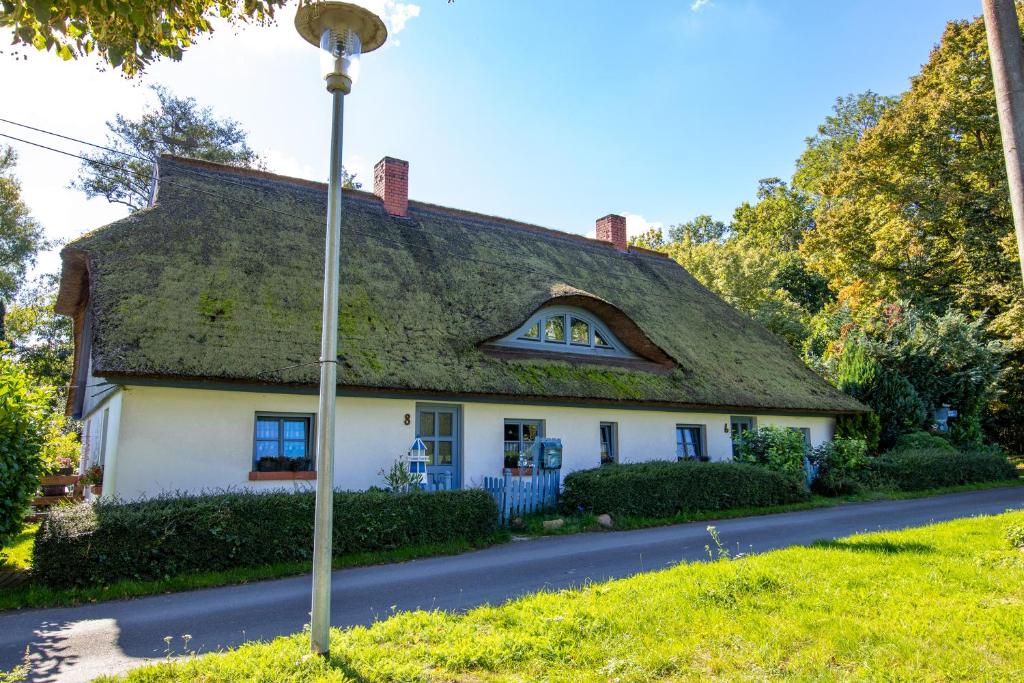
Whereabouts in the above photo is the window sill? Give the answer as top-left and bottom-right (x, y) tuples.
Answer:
(249, 471), (317, 481)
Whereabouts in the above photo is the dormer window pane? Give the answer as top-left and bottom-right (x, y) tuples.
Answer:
(545, 316), (565, 342)
(520, 322), (540, 340)
(594, 329), (611, 348)
(570, 318), (590, 345)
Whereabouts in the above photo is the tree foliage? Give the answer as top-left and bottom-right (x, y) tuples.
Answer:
(5, 274), (74, 410)
(0, 345), (48, 547)
(73, 85), (262, 211)
(0, 0), (284, 76)
(0, 145), (47, 336)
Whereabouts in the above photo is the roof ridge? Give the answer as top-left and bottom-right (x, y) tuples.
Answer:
(159, 154), (674, 262)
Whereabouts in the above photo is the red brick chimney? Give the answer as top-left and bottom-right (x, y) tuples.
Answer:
(373, 157), (409, 217)
(596, 214), (627, 252)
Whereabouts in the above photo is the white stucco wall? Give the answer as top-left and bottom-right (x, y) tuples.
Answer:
(104, 385), (836, 499)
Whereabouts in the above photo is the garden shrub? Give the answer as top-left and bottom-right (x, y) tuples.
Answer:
(733, 426), (807, 480)
(893, 431), (955, 453)
(0, 348), (48, 548)
(835, 412), (881, 454)
(809, 438), (868, 496)
(34, 488), (498, 588)
(867, 448), (1017, 491)
(560, 461), (809, 518)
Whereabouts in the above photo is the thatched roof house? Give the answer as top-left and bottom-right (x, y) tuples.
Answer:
(57, 155), (863, 499)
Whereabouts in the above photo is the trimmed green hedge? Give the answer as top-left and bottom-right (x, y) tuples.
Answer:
(561, 461), (809, 518)
(868, 448), (1017, 491)
(34, 488), (498, 588)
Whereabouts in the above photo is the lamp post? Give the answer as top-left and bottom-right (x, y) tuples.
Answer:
(294, 0), (386, 656)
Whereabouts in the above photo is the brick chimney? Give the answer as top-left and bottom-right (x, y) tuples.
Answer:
(596, 214), (627, 252)
(373, 156), (409, 217)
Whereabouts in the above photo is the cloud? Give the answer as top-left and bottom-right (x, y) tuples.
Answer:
(690, 0), (711, 11)
(624, 213), (664, 238)
(352, 1), (422, 37)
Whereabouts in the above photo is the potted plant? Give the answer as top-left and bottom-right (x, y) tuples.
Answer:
(82, 464), (103, 495)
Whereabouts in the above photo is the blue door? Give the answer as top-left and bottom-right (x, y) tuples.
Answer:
(416, 405), (461, 488)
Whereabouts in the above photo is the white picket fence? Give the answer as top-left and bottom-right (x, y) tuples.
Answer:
(483, 469), (560, 526)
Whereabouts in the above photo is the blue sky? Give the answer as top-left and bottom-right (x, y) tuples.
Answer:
(2, 0), (981, 277)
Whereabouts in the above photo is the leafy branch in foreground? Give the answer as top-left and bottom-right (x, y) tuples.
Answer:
(0, 0), (285, 76)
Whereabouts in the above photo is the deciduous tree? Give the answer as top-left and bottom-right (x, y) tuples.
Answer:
(73, 85), (262, 211)
(0, 145), (47, 339)
(0, 0), (284, 76)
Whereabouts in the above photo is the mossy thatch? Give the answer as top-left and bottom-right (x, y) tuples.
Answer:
(58, 156), (864, 414)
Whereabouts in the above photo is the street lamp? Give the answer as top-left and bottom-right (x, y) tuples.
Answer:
(294, 0), (387, 656)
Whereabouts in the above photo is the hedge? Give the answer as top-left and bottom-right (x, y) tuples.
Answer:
(34, 488), (498, 588)
(868, 448), (1018, 491)
(560, 461), (809, 518)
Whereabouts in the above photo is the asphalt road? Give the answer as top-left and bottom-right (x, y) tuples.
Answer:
(2, 486), (1021, 682)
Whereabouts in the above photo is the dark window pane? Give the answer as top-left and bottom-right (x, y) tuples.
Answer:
(256, 419), (279, 440)
(570, 318), (590, 345)
(520, 323), (540, 340)
(424, 440), (435, 464)
(438, 441), (453, 464)
(504, 423), (520, 442)
(421, 412), (435, 437)
(545, 316), (565, 342)
(438, 412), (453, 437)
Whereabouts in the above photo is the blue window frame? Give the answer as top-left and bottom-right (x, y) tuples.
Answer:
(253, 414), (314, 472)
(676, 424), (707, 461)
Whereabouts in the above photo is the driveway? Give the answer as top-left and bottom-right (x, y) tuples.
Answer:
(1, 486), (1021, 682)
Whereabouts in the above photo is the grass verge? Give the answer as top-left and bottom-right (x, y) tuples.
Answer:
(2, 479), (1020, 612)
(100, 510), (1024, 682)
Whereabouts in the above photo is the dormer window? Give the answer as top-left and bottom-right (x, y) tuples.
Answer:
(496, 305), (638, 359)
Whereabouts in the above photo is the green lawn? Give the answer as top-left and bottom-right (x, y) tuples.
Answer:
(101, 510), (1024, 682)
(0, 524), (36, 572)
(1, 479), (1020, 612)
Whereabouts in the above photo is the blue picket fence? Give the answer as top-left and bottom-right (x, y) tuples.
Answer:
(482, 469), (561, 526)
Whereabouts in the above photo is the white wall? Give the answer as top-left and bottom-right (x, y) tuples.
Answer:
(106, 385), (836, 499)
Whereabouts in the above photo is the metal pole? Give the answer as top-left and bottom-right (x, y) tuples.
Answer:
(311, 87), (344, 656)
(984, 0), (1024, 284)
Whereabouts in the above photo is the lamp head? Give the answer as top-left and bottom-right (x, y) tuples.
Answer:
(295, 1), (388, 93)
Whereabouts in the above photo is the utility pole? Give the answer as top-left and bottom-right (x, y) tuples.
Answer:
(983, 0), (1024, 284)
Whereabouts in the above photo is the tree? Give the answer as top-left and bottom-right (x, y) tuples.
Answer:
(793, 91), (897, 197)
(732, 178), (814, 251)
(667, 214), (729, 244)
(1, 0), (284, 76)
(0, 145), (47, 339)
(74, 85), (262, 211)
(5, 274), (74, 409)
(627, 227), (665, 250)
(0, 345), (48, 547)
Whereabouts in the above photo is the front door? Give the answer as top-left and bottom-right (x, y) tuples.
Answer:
(417, 405), (461, 488)
(730, 416), (755, 458)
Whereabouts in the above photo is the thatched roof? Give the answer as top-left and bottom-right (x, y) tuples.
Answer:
(56, 155), (864, 414)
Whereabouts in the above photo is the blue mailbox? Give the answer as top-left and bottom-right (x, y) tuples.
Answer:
(536, 437), (562, 470)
